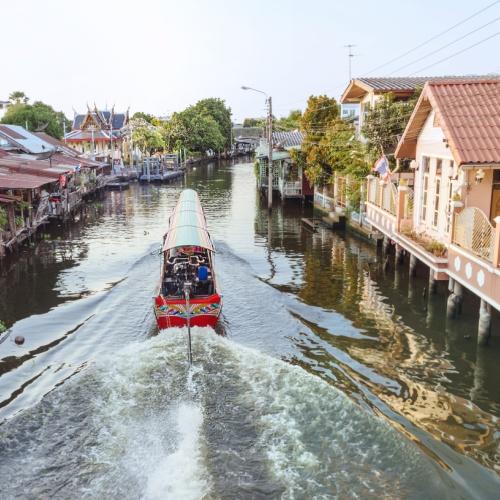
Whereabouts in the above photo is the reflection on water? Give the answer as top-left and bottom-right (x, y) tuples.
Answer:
(0, 158), (499, 498)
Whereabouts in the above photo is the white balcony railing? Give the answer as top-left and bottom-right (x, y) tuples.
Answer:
(452, 207), (495, 263)
(367, 177), (397, 216)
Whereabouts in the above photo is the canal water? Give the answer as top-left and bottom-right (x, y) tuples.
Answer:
(0, 158), (499, 499)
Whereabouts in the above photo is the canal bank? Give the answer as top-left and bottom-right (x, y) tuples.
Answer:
(0, 159), (499, 498)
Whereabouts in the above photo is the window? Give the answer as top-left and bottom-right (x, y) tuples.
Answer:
(493, 170), (500, 187)
(421, 156), (430, 172)
(422, 174), (429, 222)
(433, 178), (441, 228)
(436, 159), (442, 175)
(445, 179), (453, 233)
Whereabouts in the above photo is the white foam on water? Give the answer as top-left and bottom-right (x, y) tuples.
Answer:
(81, 330), (212, 499)
(189, 332), (453, 499)
(0, 327), (454, 499)
(144, 402), (208, 500)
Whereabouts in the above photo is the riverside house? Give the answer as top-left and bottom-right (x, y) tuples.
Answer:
(316, 77), (431, 216)
(0, 126), (107, 256)
(365, 78), (500, 344)
(256, 131), (313, 200)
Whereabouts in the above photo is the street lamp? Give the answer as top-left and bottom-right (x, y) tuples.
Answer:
(241, 86), (273, 211)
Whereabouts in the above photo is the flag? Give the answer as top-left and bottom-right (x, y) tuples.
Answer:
(373, 155), (390, 181)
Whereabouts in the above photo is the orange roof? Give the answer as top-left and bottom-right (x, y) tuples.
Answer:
(395, 78), (500, 165)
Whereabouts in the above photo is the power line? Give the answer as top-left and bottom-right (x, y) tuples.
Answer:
(409, 30), (500, 75)
(388, 15), (500, 75)
(364, 0), (500, 75)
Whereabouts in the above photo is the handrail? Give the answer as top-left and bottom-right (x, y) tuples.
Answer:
(452, 207), (494, 262)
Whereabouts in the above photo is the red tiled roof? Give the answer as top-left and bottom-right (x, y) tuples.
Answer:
(396, 78), (500, 165)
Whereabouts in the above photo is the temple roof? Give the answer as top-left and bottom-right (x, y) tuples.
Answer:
(72, 108), (128, 131)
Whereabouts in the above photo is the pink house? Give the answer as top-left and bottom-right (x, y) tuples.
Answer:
(365, 78), (500, 344)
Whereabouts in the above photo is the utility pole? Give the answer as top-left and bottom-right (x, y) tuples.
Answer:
(267, 96), (273, 211)
(344, 44), (356, 80)
(241, 85), (273, 210)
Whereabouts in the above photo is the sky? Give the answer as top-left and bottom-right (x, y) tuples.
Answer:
(1, 0), (499, 122)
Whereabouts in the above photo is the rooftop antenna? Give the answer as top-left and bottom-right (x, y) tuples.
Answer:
(344, 44), (357, 80)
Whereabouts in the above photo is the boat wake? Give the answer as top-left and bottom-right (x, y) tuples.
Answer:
(0, 328), (459, 499)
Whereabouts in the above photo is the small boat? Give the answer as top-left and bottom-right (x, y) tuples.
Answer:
(154, 189), (222, 329)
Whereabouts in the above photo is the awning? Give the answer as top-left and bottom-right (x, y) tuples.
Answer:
(162, 189), (215, 252)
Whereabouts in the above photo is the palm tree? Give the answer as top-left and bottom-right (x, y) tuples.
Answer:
(9, 91), (29, 105)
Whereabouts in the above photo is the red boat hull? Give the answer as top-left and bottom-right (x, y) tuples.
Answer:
(154, 293), (222, 329)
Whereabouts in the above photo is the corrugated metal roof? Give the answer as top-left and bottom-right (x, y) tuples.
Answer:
(0, 124), (56, 154)
(0, 156), (72, 177)
(272, 130), (304, 148)
(34, 132), (80, 157)
(65, 130), (111, 141)
(396, 78), (500, 165)
(358, 75), (496, 91)
(0, 167), (55, 189)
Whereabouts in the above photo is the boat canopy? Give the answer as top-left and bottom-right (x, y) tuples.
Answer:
(163, 189), (215, 252)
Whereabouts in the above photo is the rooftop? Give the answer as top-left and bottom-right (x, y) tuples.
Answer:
(0, 124), (55, 154)
(395, 78), (500, 165)
(340, 75), (499, 103)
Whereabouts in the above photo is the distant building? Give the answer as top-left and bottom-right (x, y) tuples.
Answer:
(64, 106), (130, 164)
(256, 130), (313, 200)
(0, 100), (9, 120)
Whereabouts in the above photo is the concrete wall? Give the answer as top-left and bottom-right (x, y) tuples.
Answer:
(465, 168), (493, 218)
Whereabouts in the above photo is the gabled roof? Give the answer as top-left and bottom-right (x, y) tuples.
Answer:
(72, 109), (128, 131)
(340, 75), (497, 103)
(0, 124), (55, 154)
(395, 78), (500, 166)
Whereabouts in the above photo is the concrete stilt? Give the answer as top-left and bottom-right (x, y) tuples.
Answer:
(428, 269), (437, 295)
(383, 236), (391, 255)
(394, 266), (401, 290)
(426, 291), (437, 327)
(409, 254), (417, 278)
(446, 280), (463, 319)
(395, 244), (404, 265)
(383, 255), (390, 272)
(477, 299), (492, 346)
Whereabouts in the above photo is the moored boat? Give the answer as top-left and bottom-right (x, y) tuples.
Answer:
(154, 189), (222, 329)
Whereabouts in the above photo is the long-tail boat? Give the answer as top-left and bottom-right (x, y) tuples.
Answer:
(154, 189), (222, 330)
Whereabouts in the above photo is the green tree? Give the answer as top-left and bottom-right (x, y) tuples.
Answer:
(323, 119), (368, 179)
(191, 98), (232, 149)
(9, 91), (29, 104)
(1, 101), (70, 139)
(161, 113), (189, 152)
(276, 109), (302, 131)
(361, 90), (421, 161)
(131, 118), (165, 154)
(243, 117), (266, 128)
(161, 106), (225, 154)
(132, 111), (155, 124)
(300, 95), (340, 185)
